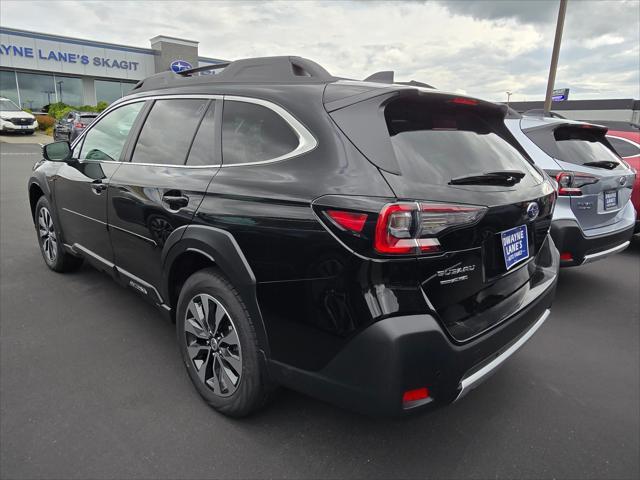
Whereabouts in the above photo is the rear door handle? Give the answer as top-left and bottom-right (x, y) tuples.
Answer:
(162, 190), (189, 210)
(90, 180), (107, 194)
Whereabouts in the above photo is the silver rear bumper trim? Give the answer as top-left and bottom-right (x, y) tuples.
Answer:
(582, 241), (630, 265)
(455, 308), (551, 402)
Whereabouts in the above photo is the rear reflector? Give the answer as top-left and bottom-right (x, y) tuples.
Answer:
(74, 122), (86, 128)
(403, 387), (430, 403)
(560, 252), (573, 261)
(326, 210), (368, 233)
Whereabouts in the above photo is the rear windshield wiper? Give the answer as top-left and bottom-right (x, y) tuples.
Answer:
(449, 170), (526, 186)
(582, 160), (619, 170)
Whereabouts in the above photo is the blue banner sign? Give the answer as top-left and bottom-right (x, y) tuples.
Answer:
(0, 44), (139, 71)
(552, 88), (570, 102)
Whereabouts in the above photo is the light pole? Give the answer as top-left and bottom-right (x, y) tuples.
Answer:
(506, 91), (513, 108)
(543, 0), (568, 114)
(56, 80), (64, 103)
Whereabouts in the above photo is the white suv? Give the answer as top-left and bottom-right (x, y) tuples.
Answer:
(0, 97), (38, 134)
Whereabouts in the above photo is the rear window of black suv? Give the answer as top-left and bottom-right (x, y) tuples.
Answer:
(384, 98), (542, 187)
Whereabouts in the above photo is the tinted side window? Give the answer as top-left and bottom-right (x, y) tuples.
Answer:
(607, 136), (640, 158)
(132, 99), (209, 165)
(79, 102), (143, 161)
(222, 100), (298, 165)
(186, 101), (217, 166)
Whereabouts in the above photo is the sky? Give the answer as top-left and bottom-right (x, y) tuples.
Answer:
(1, 0), (638, 102)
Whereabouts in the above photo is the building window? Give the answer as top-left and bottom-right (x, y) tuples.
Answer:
(55, 76), (84, 106)
(16, 72), (57, 112)
(95, 80), (137, 105)
(0, 70), (20, 106)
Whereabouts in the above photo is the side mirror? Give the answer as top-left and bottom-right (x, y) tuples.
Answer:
(43, 141), (72, 162)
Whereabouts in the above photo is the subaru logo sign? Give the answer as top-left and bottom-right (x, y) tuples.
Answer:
(170, 60), (192, 73)
(619, 176), (627, 186)
(526, 202), (539, 221)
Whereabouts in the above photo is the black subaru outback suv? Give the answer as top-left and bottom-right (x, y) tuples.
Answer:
(28, 57), (559, 417)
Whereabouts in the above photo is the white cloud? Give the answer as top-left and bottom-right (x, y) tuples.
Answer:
(584, 34), (626, 49)
(0, 0), (637, 101)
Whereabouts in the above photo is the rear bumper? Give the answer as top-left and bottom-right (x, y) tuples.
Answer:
(551, 219), (634, 266)
(269, 247), (558, 416)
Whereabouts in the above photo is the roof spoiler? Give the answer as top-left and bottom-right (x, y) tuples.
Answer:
(364, 70), (434, 89)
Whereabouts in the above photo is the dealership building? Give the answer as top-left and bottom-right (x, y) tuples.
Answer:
(0, 27), (225, 112)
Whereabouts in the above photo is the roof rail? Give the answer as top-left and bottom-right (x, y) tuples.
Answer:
(130, 56), (337, 93)
(178, 62), (230, 76)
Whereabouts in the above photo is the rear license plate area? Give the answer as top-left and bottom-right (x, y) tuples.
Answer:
(604, 190), (618, 210)
(500, 224), (529, 270)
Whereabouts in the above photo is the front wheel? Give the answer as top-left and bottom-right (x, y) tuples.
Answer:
(34, 196), (83, 272)
(176, 268), (273, 417)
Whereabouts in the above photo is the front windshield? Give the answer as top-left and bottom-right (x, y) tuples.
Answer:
(0, 99), (22, 112)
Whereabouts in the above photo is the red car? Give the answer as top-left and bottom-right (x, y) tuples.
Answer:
(604, 122), (640, 233)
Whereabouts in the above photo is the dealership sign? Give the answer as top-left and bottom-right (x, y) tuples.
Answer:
(170, 59), (192, 73)
(0, 31), (156, 80)
(0, 44), (140, 70)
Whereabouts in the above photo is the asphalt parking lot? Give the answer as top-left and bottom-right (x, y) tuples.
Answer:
(1, 142), (638, 480)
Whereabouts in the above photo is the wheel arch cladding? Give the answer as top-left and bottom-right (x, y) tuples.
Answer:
(29, 182), (45, 222)
(162, 225), (270, 355)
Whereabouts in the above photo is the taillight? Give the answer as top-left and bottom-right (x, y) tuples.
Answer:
(374, 203), (417, 254)
(374, 202), (486, 255)
(326, 210), (367, 233)
(553, 171), (598, 196)
(74, 122), (85, 128)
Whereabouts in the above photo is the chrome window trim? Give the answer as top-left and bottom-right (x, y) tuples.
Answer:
(71, 93), (317, 169)
(222, 95), (318, 167)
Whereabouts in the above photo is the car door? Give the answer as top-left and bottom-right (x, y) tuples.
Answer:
(107, 97), (221, 302)
(53, 101), (145, 269)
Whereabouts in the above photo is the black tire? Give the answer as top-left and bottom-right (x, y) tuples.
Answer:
(34, 196), (83, 272)
(177, 267), (273, 417)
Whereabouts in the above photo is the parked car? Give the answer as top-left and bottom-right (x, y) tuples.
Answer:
(505, 113), (636, 266)
(0, 97), (38, 134)
(28, 56), (559, 417)
(53, 111), (99, 141)
(603, 122), (640, 233)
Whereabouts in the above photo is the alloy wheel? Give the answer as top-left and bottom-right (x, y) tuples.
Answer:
(184, 294), (242, 397)
(38, 207), (57, 263)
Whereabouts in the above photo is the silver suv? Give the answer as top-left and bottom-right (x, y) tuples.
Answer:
(505, 113), (636, 266)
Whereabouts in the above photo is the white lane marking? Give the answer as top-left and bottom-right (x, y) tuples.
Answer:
(0, 152), (39, 155)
